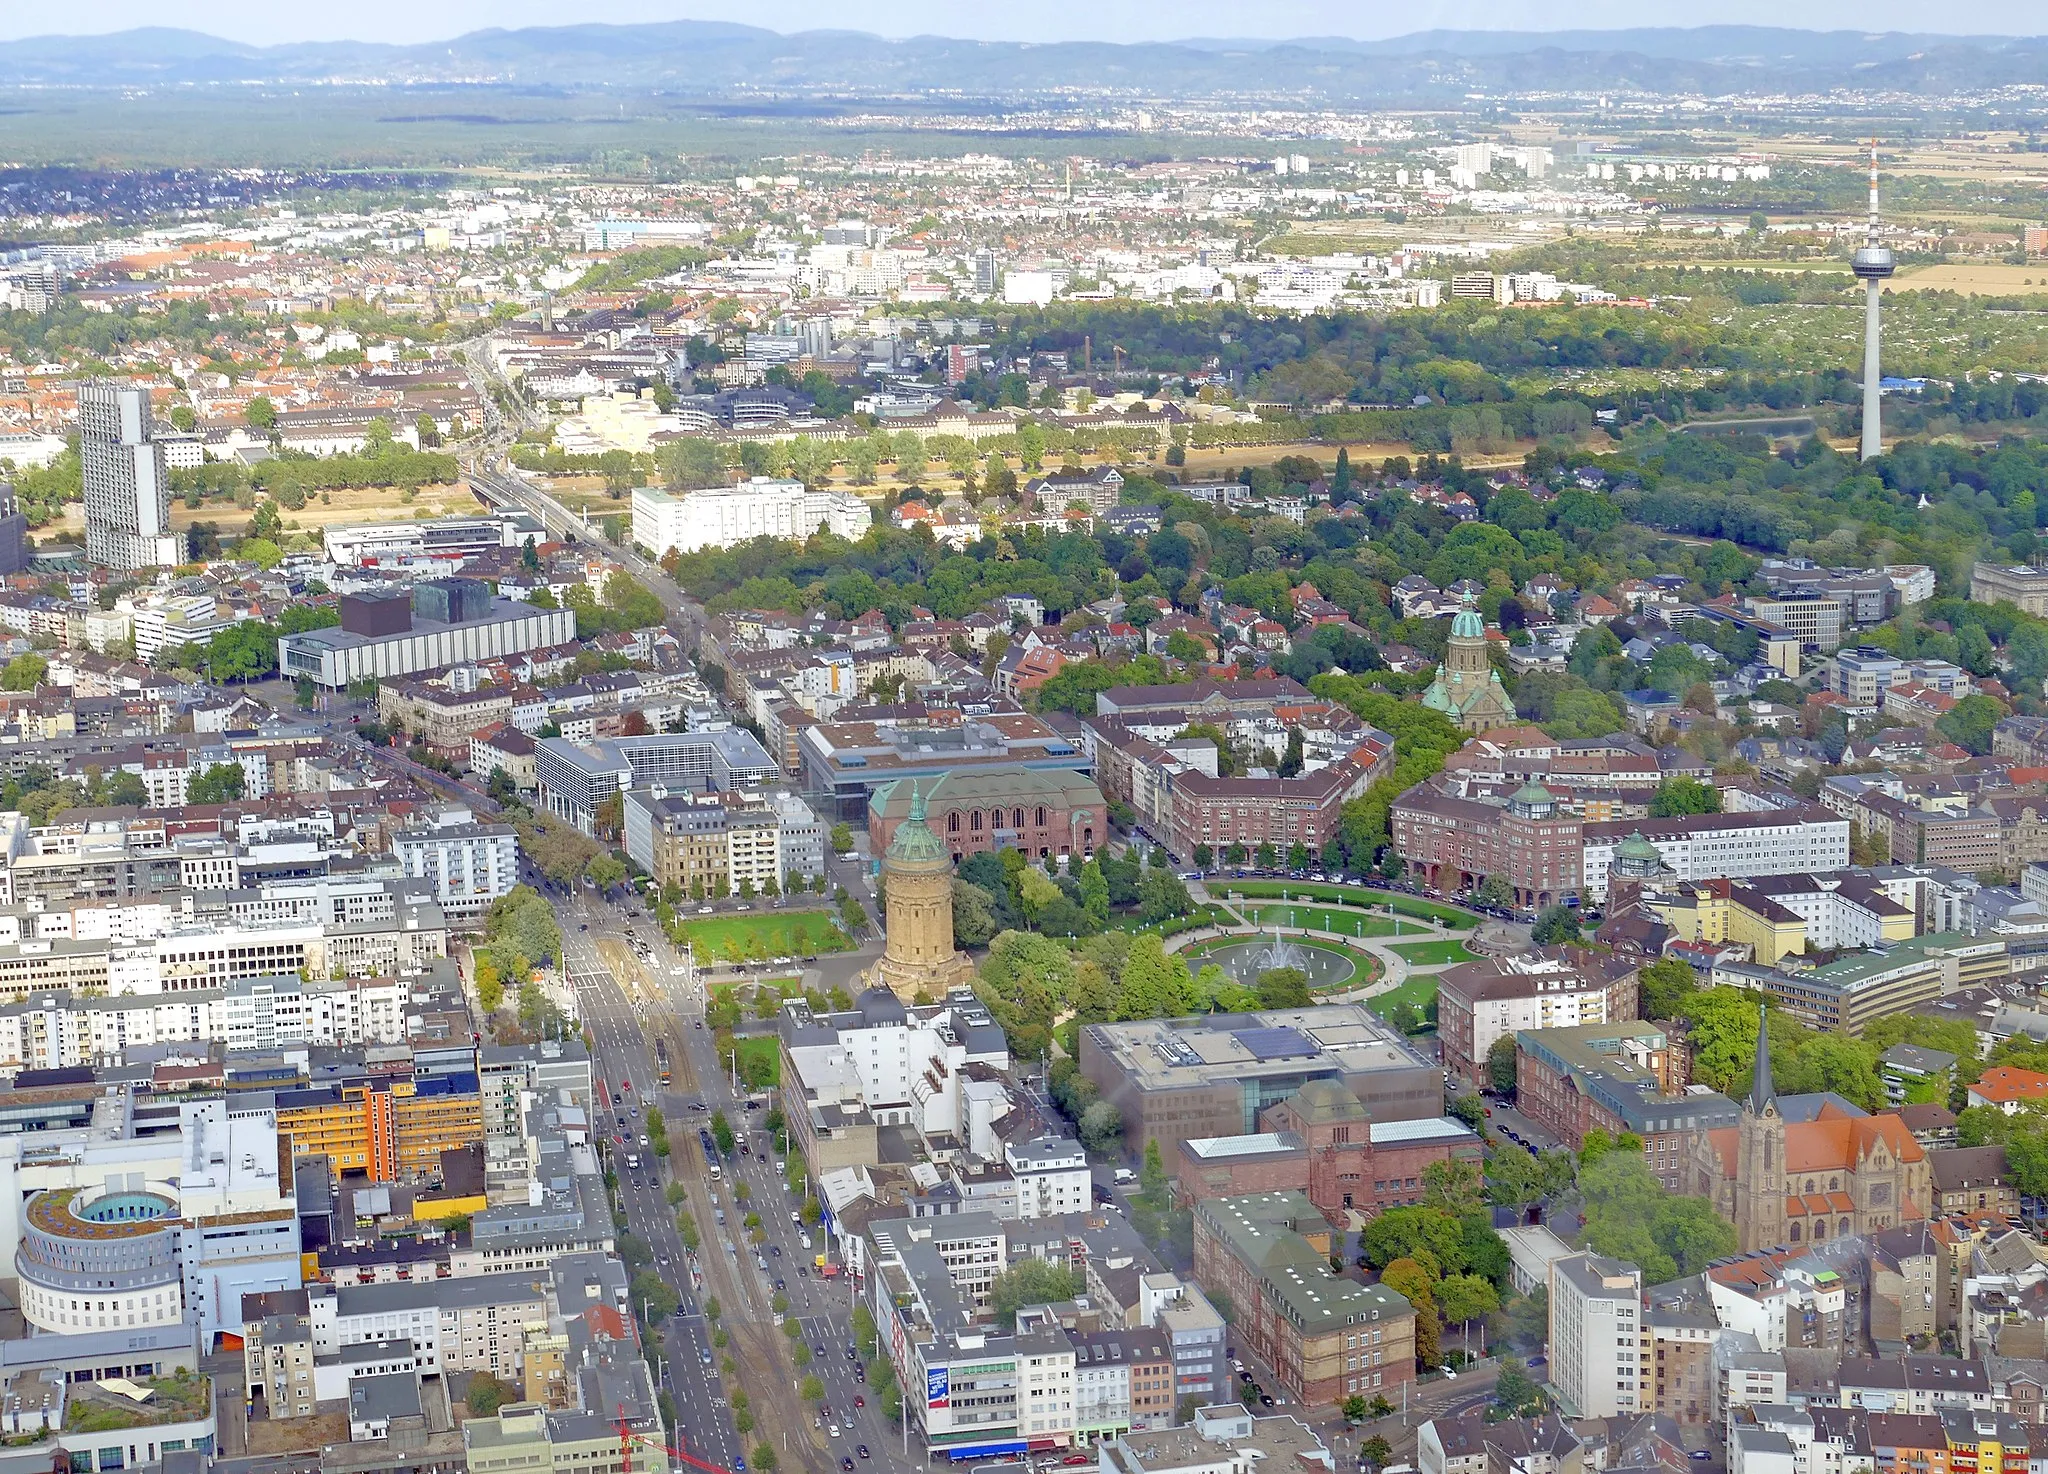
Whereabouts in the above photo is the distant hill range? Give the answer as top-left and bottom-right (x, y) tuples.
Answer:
(5, 22), (2048, 99)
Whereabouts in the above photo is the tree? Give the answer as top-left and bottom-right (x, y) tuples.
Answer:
(466, 1373), (518, 1416)
(0, 653), (46, 691)
(1361, 1437), (1393, 1471)
(188, 763), (246, 805)
(1937, 694), (2005, 756)
(1650, 776), (1721, 818)
(1342, 1395), (1369, 1426)
(1381, 1258), (1441, 1367)
(1487, 1035), (1518, 1094)
(1492, 1358), (1544, 1418)
(1638, 957), (1698, 1019)
(1436, 1273), (1500, 1326)
(245, 395), (277, 431)
(830, 822), (855, 855)
(987, 1260), (1084, 1329)
(1531, 905), (1581, 945)
(1421, 1158), (1486, 1215)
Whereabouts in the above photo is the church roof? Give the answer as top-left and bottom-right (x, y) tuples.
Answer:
(1748, 1004), (1776, 1116)
(1450, 608), (1485, 640)
(1702, 1108), (1925, 1183)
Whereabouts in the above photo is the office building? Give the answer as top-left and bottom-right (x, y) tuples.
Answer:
(630, 478), (871, 557)
(1580, 806), (1850, 904)
(1514, 1022), (1738, 1189)
(1436, 950), (1639, 1092)
(307, 1271), (550, 1382)
(1549, 1253), (1644, 1419)
(621, 786), (825, 896)
(80, 379), (182, 571)
(538, 728), (779, 835)
(0, 483), (28, 575)
(391, 807), (520, 921)
(279, 582), (575, 689)
(1191, 1192), (1416, 1404)
(1078, 1004), (1439, 1168)
(799, 710), (1092, 822)
(1971, 562), (2048, 617)
(6, 1094), (300, 1342)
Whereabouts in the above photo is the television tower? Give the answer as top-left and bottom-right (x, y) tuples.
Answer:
(1852, 142), (1895, 461)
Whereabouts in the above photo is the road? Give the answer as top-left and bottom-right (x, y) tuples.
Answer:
(557, 878), (909, 1474)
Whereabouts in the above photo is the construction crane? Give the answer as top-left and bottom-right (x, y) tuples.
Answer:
(619, 1402), (733, 1474)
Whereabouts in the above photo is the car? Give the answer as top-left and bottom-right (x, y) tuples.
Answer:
(847, 1345), (858, 1360)
(1259, 1394), (1275, 1407)
(829, 1426), (841, 1439)
(695, 1020), (703, 1029)
(855, 1366), (866, 1382)
(816, 1346), (828, 1358)
(842, 1462), (856, 1472)
(769, 1244), (782, 1256)
(734, 1459), (745, 1472)
(854, 1397), (865, 1410)
(1064, 1458), (1091, 1467)
(1689, 1455), (1712, 1463)
(1526, 1355), (1547, 1368)
(578, 923), (589, 931)
(858, 1448), (870, 1461)
(776, 1278), (786, 1291)
(798, 1266), (809, 1278)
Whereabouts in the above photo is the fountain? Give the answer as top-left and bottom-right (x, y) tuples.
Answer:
(1202, 925), (1357, 990)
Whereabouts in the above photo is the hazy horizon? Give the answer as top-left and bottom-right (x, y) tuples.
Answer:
(4, 2), (2044, 49)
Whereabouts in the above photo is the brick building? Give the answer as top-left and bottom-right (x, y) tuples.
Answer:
(1191, 1191), (1416, 1406)
(1515, 1021), (1739, 1190)
(866, 764), (1107, 864)
(1392, 780), (1585, 909)
(1174, 1080), (1481, 1223)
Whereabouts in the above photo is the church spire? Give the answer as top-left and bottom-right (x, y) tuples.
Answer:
(1748, 1003), (1776, 1116)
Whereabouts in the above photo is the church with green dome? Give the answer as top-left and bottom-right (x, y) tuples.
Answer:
(1421, 607), (1516, 734)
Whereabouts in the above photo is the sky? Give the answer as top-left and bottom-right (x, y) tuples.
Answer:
(5, 0), (2044, 46)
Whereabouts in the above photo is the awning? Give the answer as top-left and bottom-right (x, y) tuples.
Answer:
(944, 1441), (1028, 1462)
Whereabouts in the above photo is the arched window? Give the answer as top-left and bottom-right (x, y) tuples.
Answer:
(1829, 1177), (1840, 1191)
(1036, 807), (1047, 827)
(948, 812), (961, 833)
(970, 810), (983, 831)
(1840, 1217), (1852, 1237)
(1013, 808), (1025, 830)
(1789, 1223), (1802, 1242)
(1813, 1220), (1827, 1241)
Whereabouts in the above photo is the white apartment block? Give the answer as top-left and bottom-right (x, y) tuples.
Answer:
(631, 477), (872, 556)
(1006, 1136), (1092, 1220)
(308, 1272), (551, 1383)
(782, 991), (1011, 1145)
(1550, 1253), (1644, 1419)
(1017, 1330), (1078, 1444)
(0, 975), (414, 1070)
(391, 809), (519, 922)
(1582, 812), (1850, 903)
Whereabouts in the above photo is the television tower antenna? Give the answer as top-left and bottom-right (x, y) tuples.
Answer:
(1852, 140), (1895, 461)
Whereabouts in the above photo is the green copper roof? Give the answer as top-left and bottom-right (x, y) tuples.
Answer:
(1614, 830), (1664, 864)
(885, 781), (949, 867)
(1510, 781), (1553, 807)
(1450, 608), (1485, 640)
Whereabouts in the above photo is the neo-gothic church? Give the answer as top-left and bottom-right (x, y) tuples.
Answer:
(1685, 1007), (1929, 1253)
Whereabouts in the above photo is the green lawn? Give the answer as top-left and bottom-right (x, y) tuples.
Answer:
(1367, 973), (1440, 1027)
(678, 910), (850, 961)
(1387, 939), (1481, 967)
(1222, 881), (1480, 930)
(733, 1035), (781, 1088)
(1244, 905), (1403, 938)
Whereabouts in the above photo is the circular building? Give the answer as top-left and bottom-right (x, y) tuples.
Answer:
(873, 783), (976, 1001)
(16, 1184), (185, 1334)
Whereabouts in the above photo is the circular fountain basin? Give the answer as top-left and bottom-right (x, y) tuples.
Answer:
(1200, 935), (1358, 990)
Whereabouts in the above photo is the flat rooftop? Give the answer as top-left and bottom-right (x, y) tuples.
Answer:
(1086, 1005), (1431, 1090)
